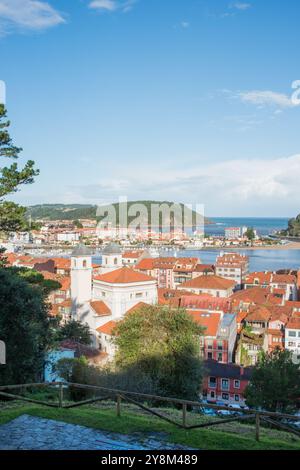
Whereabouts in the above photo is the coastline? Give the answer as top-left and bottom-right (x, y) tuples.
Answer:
(197, 241), (300, 252)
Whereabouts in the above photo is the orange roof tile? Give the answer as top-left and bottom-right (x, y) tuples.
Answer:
(94, 267), (156, 284)
(90, 301), (111, 316)
(246, 305), (271, 322)
(135, 258), (156, 270)
(286, 318), (300, 330)
(188, 311), (221, 336)
(179, 275), (235, 290)
(97, 320), (117, 335)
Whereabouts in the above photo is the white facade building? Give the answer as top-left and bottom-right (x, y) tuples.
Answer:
(70, 244), (158, 356)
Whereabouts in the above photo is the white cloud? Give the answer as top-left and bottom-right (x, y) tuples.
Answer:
(230, 2), (252, 10)
(65, 154), (300, 216)
(89, 0), (136, 13)
(0, 0), (65, 33)
(181, 21), (190, 29)
(238, 90), (297, 108)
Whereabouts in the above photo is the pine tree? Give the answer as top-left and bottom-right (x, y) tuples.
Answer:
(0, 104), (39, 232)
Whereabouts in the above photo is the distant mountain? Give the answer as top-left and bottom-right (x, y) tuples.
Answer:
(27, 202), (212, 227)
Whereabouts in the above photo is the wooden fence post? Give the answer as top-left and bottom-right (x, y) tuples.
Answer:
(59, 383), (63, 408)
(116, 394), (121, 417)
(182, 403), (187, 428)
(255, 413), (260, 442)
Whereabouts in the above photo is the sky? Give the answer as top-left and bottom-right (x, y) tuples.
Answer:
(0, 0), (300, 217)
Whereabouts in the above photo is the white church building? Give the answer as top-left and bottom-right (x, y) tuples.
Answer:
(71, 244), (158, 357)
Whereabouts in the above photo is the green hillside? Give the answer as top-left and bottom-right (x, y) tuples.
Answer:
(284, 214), (300, 237)
(27, 202), (211, 227)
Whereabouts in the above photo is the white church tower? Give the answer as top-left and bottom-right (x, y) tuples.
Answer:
(100, 243), (122, 273)
(71, 245), (92, 321)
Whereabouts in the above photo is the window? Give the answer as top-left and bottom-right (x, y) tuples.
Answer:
(114, 257), (118, 265)
(217, 353), (223, 362)
(217, 342), (223, 351)
(210, 391), (215, 399)
(221, 379), (229, 390)
(207, 352), (213, 359)
(83, 260), (87, 268)
(234, 380), (240, 389)
(135, 292), (143, 298)
(234, 395), (239, 402)
(209, 377), (216, 388)
(289, 331), (296, 337)
(222, 393), (229, 400)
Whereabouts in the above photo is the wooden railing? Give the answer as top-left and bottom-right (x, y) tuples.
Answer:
(1, 381), (300, 442)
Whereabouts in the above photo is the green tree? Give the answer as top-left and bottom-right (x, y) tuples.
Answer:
(73, 219), (83, 229)
(245, 349), (300, 412)
(245, 227), (255, 242)
(113, 305), (204, 400)
(11, 267), (62, 295)
(56, 320), (92, 345)
(0, 268), (54, 385)
(0, 105), (39, 232)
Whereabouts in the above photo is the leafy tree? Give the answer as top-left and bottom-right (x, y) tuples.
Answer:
(245, 227), (255, 242)
(0, 268), (54, 385)
(73, 219), (83, 228)
(11, 268), (62, 295)
(113, 305), (204, 400)
(245, 349), (300, 412)
(0, 105), (39, 232)
(55, 320), (92, 345)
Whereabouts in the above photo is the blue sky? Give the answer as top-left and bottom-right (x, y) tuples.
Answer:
(1, 0), (300, 216)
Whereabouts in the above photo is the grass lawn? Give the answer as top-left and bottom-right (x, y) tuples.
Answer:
(0, 401), (300, 450)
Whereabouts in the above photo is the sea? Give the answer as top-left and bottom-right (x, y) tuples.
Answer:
(181, 217), (300, 272)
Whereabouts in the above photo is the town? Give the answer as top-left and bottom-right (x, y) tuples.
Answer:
(3, 240), (300, 409)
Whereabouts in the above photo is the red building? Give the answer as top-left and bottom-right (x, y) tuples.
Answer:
(202, 360), (253, 406)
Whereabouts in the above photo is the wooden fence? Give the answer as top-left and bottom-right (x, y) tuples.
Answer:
(1, 381), (300, 442)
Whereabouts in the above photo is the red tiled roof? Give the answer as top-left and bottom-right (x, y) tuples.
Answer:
(230, 287), (271, 306)
(94, 267), (156, 284)
(286, 318), (300, 330)
(246, 305), (271, 323)
(90, 301), (111, 316)
(179, 275), (235, 290)
(188, 311), (221, 336)
(135, 258), (156, 270)
(244, 272), (272, 285)
(180, 295), (232, 313)
(97, 320), (117, 335)
(194, 264), (215, 273)
(271, 274), (297, 284)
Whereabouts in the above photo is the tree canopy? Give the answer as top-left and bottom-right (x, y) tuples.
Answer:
(0, 105), (38, 232)
(245, 349), (300, 412)
(0, 268), (55, 385)
(55, 320), (92, 346)
(113, 305), (204, 400)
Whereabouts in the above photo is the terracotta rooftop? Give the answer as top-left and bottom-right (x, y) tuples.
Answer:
(94, 267), (156, 284)
(188, 311), (221, 337)
(90, 301), (111, 316)
(246, 305), (272, 323)
(97, 320), (118, 335)
(179, 275), (235, 290)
